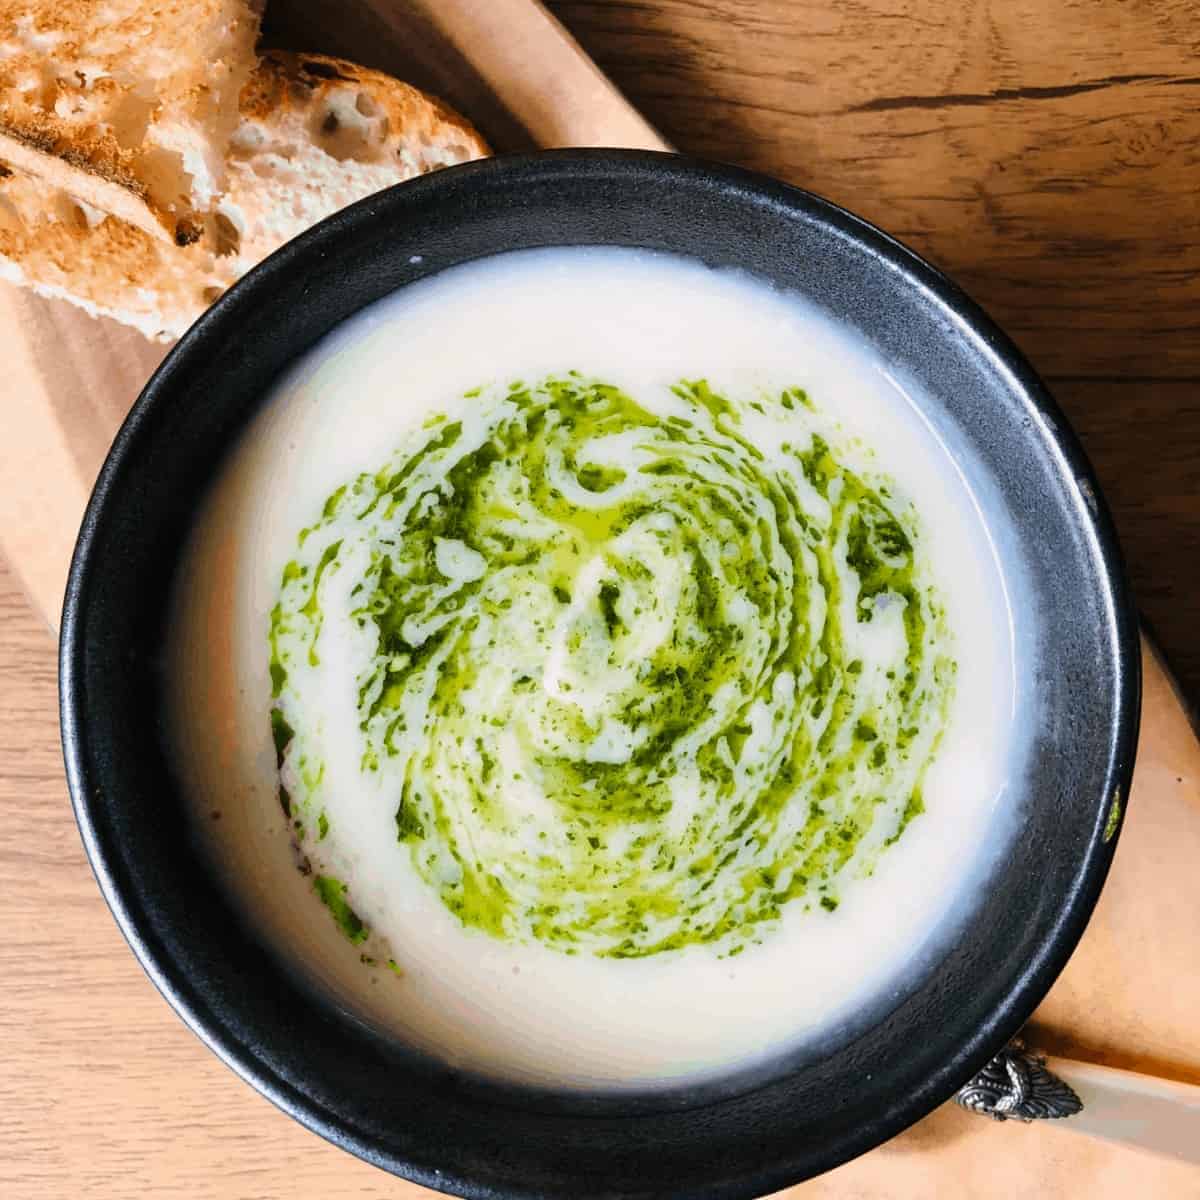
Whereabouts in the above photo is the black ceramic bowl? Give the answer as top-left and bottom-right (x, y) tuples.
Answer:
(60, 151), (1139, 1198)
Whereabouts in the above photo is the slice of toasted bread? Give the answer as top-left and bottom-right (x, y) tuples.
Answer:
(0, 52), (489, 342)
(0, 163), (236, 340)
(211, 51), (489, 275)
(0, 0), (263, 244)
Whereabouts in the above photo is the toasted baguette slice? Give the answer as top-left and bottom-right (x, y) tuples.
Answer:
(0, 0), (263, 244)
(216, 51), (489, 272)
(0, 51), (489, 342)
(0, 163), (234, 340)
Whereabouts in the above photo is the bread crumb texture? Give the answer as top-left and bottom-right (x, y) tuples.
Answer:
(0, 0), (264, 236)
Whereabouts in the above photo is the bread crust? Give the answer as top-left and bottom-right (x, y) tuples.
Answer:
(242, 50), (488, 160)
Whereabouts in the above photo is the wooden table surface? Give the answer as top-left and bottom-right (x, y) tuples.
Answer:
(3, 1), (1199, 1197)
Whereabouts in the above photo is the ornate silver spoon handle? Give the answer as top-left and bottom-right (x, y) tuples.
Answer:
(956, 1035), (1200, 1166)
(955, 1037), (1083, 1122)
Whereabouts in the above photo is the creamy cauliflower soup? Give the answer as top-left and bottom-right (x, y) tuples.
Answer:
(169, 247), (1017, 1090)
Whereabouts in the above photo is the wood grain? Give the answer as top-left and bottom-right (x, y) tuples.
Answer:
(548, 1), (1200, 377)
(548, 0), (1200, 701)
(0, 288), (165, 626)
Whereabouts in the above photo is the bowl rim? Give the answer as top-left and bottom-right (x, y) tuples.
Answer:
(59, 148), (1142, 1198)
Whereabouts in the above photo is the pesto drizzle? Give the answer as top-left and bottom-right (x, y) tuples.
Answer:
(270, 376), (955, 958)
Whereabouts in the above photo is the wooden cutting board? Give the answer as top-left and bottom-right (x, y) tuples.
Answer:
(1, 1), (1198, 1196)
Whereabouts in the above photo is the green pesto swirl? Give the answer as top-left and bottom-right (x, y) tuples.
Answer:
(269, 375), (955, 959)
